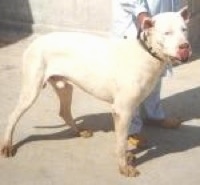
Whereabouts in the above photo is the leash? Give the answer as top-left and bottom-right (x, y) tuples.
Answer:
(137, 29), (174, 76)
(136, 29), (164, 62)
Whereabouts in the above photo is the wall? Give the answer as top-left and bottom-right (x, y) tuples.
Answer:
(188, 0), (200, 48)
(0, 0), (199, 47)
(0, 0), (111, 34)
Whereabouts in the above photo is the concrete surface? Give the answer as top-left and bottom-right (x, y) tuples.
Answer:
(0, 34), (200, 185)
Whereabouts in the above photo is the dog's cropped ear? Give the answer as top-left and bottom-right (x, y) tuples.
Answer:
(179, 6), (190, 23)
(141, 17), (154, 30)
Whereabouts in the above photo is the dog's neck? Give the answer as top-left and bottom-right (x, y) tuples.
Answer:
(137, 28), (167, 62)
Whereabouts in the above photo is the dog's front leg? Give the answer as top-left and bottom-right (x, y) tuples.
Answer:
(112, 103), (140, 177)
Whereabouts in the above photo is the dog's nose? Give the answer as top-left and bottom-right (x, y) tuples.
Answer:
(179, 43), (190, 49)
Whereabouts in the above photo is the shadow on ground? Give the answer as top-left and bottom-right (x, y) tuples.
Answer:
(135, 86), (200, 164)
(13, 113), (114, 155)
(12, 86), (200, 165)
(162, 86), (200, 121)
(132, 123), (200, 166)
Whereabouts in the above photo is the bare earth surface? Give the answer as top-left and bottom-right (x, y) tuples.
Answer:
(0, 35), (200, 185)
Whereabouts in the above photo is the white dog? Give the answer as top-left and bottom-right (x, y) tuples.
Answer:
(1, 7), (191, 177)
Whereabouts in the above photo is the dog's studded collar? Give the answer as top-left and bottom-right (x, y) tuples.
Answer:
(136, 29), (164, 62)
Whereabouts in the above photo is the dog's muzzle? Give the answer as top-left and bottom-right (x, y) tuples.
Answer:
(177, 43), (192, 62)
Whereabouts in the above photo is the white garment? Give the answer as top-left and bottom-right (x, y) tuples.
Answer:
(112, 0), (182, 38)
(112, 0), (182, 134)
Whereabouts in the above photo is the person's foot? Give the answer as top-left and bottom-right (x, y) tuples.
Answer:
(144, 117), (182, 129)
(128, 134), (148, 149)
(127, 118), (181, 148)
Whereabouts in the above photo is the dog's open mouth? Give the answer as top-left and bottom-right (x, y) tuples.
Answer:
(169, 48), (191, 65)
(177, 48), (191, 62)
(169, 56), (189, 66)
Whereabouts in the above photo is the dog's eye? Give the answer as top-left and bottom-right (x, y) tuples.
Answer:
(164, 31), (172, 35)
(182, 27), (187, 32)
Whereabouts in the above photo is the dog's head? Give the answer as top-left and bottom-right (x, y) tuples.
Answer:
(140, 7), (192, 64)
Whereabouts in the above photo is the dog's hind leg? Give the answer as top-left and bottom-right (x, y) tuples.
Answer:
(1, 56), (44, 157)
(49, 77), (93, 138)
(1, 80), (43, 157)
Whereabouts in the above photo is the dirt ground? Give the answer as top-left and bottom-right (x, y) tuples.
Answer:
(0, 34), (200, 185)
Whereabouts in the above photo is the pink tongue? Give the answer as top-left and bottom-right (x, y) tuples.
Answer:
(179, 49), (189, 60)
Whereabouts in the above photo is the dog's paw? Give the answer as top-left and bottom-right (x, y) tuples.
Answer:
(119, 165), (140, 177)
(1, 145), (13, 157)
(79, 129), (93, 138)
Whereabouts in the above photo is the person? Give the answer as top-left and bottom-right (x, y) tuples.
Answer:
(112, 0), (183, 148)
